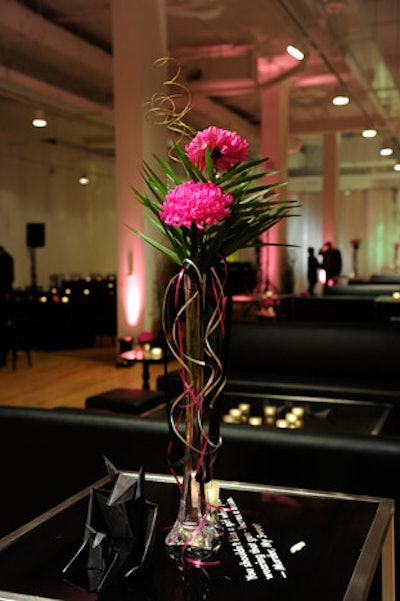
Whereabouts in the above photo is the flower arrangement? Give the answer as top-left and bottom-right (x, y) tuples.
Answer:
(129, 124), (298, 272)
(126, 62), (300, 562)
(350, 238), (360, 250)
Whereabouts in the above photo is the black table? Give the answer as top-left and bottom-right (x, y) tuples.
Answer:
(219, 392), (393, 435)
(0, 472), (395, 601)
(120, 348), (165, 390)
(145, 392), (393, 436)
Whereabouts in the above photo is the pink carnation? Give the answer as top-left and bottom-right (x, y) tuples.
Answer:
(185, 126), (249, 171)
(160, 181), (232, 229)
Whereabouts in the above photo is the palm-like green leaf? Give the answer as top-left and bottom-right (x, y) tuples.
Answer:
(129, 136), (300, 270)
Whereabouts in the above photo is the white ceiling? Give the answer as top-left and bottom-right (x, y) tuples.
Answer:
(1, 0), (400, 179)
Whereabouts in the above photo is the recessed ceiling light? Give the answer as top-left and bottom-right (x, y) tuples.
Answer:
(332, 94), (349, 106)
(362, 128), (377, 138)
(32, 109), (47, 128)
(286, 44), (306, 61)
(380, 146), (393, 157)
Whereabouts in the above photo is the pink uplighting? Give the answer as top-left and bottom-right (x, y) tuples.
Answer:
(124, 274), (142, 326)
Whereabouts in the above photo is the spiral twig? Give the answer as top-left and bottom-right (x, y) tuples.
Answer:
(145, 57), (198, 160)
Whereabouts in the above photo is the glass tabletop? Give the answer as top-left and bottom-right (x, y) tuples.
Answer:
(0, 473), (394, 601)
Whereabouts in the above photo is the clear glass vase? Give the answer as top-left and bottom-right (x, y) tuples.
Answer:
(164, 261), (226, 562)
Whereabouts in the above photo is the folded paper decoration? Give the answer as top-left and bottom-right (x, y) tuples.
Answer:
(63, 459), (158, 593)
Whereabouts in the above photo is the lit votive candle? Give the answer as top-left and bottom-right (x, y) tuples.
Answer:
(150, 347), (163, 360)
(264, 405), (277, 417)
(276, 418), (288, 428)
(286, 412), (298, 424)
(226, 408), (242, 424)
(264, 416), (275, 426)
(223, 414), (237, 424)
(393, 291), (400, 300)
(292, 406), (305, 418)
(205, 480), (220, 506)
(229, 408), (242, 420)
(238, 403), (250, 415)
(248, 416), (263, 426)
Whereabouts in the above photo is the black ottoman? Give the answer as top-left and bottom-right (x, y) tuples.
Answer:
(85, 387), (165, 415)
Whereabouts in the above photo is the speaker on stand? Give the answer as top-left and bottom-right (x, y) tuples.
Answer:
(26, 223), (45, 293)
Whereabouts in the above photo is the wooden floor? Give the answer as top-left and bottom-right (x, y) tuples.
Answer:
(0, 342), (178, 409)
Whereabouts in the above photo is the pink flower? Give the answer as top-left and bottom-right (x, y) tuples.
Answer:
(160, 181), (232, 229)
(137, 331), (154, 344)
(185, 126), (249, 171)
(394, 242), (399, 249)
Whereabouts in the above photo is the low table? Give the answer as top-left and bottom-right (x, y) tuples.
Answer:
(120, 348), (165, 390)
(145, 392), (393, 436)
(0, 473), (395, 601)
(220, 392), (393, 435)
(0, 472), (395, 601)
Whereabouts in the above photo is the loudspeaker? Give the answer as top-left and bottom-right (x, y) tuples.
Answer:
(26, 223), (45, 248)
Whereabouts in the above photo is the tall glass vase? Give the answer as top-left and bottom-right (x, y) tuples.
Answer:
(163, 259), (227, 562)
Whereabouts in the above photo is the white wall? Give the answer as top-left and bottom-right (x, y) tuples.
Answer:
(0, 135), (116, 290)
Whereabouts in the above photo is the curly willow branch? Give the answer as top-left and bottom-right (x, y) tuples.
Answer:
(145, 57), (198, 160)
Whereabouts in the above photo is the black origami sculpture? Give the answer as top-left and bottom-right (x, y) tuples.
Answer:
(63, 459), (158, 593)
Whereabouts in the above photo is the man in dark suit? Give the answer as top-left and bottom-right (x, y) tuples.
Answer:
(319, 241), (342, 291)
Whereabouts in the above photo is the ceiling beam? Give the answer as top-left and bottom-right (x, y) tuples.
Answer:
(0, 65), (114, 129)
(0, 0), (112, 78)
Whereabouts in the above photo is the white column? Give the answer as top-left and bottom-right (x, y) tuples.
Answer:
(322, 132), (340, 245)
(260, 82), (289, 293)
(111, 0), (167, 342)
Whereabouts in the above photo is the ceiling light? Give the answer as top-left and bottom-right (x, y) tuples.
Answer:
(286, 42), (307, 61)
(32, 109), (47, 128)
(362, 128), (377, 138)
(79, 174), (89, 185)
(394, 162), (400, 172)
(380, 145), (393, 157)
(332, 93), (349, 106)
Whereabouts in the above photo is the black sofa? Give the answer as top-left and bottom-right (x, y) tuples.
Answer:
(325, 283), (400, 297)
(157, 320), (400, 426)
(281, 294), (377, 322)
(1, 404), (400, 536)
(278, 282), (400, 323)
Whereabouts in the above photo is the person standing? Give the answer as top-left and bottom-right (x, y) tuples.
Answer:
(319, 241), (342, 291)
(0, 246), (14, 365)
(0, 246), (14, 298)
(307, 247), (320, 295)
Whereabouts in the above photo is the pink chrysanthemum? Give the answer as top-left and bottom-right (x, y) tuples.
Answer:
(185, 126), (249, 171)
(160, 181), (232, 229)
